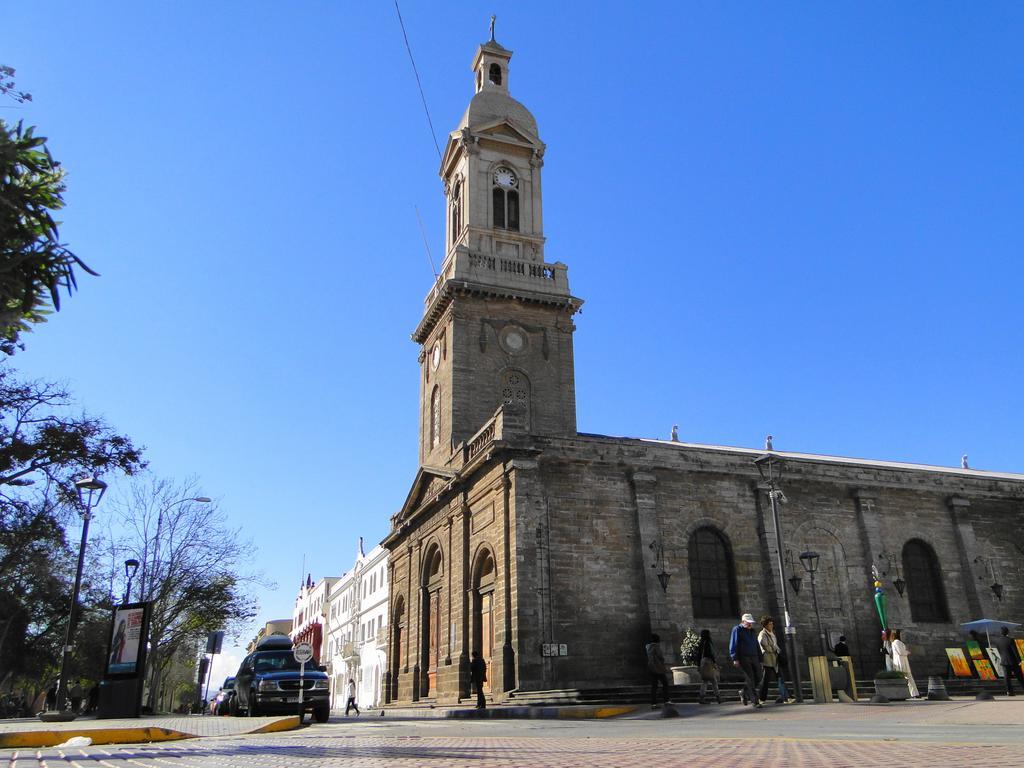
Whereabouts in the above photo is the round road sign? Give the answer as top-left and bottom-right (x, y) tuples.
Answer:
(293, 642), (314, 664)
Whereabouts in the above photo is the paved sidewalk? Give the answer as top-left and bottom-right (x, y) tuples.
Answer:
(0, 714), (299, 748)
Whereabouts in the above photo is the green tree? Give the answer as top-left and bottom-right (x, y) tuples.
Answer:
(0, 119), (97, 354)
(0, 365), (145, 689)
(110, 477), (261, 710)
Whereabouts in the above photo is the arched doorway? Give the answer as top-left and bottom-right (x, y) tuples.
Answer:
(472, 548), (496, 693)
(391, 597), (405, 700)
(421, 545), (444, 697)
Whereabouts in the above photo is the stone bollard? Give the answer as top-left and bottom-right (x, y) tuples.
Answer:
(926, 677), (950, 701)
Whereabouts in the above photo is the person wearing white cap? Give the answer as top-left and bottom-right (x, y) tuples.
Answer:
(729, 612), (764, 708)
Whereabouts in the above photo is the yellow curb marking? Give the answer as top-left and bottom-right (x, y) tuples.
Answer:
(0, 727), (191, 749)
(250, 716), (302, 734)
(557, 706), (639, 719)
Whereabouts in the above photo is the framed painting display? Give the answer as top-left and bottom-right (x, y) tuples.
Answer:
(945, 648), (973, 678)
(974, 659), (997, 681)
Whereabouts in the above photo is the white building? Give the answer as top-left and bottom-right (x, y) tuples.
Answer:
(291, 574), (339, 665)
(324, 538), (389, 710)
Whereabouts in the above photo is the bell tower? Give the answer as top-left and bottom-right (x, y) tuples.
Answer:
(414, 34), (582, 466)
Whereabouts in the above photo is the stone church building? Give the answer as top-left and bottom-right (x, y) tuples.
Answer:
(382, 35), (1024, 704)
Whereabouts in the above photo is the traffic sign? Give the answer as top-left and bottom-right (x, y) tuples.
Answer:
(293, 642), (313, 664)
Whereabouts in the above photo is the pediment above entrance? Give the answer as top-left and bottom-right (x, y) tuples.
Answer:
(394, 465), (457, 528)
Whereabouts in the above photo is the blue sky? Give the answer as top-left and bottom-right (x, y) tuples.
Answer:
(4, 2), (1022, 672)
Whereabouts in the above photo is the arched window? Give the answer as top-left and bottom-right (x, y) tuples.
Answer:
(492, 166), (519, 231)
(423, 545), (443, 586)
(500, 370), (529, 407)
(430, 386), (440, 449)
(488, 63), (502, 86)
(688, 527), (738, 618)
(903, 539), (949, 622)
(449, 180), (462, 246)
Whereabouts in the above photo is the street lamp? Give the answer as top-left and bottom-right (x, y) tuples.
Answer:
(786, 551), (804, 595)
(124, 558), (140, 604)
(799, 550), (828, 657)
(754, 452), (803, 703)
(648, 540), (671, 592)
(42, 476), (107, 721)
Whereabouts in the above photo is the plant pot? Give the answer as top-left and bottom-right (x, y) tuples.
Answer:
(671, 665), (701, 685)
(873, 678), (909, 701)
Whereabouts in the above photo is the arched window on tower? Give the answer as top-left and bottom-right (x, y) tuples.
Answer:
(430, 386), (440, 449)
(500, 370), (530, 430)
(492, 166), (519, 232)
(688, 526), (738, 618)
(449, 180), (463, 246)
(500, 370), (529, 407)
(488, 63), (502, 86)
(902, 539), (950, 622)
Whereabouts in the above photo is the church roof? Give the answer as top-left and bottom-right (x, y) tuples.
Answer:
(457, 89), (538, 137)
(630, 436), (1024, 482)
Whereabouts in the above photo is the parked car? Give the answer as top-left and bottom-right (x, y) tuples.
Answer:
(230, 636), (330, 722)
(210, 677), (235, 716)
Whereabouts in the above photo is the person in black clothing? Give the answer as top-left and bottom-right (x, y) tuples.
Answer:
(470, 651), (487, 709)
(993, 627), (1024, 696)
(695, 629), (721, 704)
(832, 636), (850, 657)
(645, 633), (671, 708)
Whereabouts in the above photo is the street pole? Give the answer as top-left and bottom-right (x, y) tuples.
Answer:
(763, 460), (803, 703)
(54, 511), (91, 713)
(808, 569), (828, 656)
(45, 477), (106, 721)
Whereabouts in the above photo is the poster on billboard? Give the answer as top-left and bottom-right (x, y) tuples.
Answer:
(107, 604), (146, 675)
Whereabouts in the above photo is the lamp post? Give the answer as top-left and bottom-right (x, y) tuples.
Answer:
(799, 551), (828, 657)
(123, 558), (140, 604)
(43, 476), (107, 721)
(754, 453), (803, 703)
(648, 540), (671, 592)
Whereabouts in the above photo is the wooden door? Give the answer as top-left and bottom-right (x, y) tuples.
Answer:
(427, 591), (440, 695)
(480, 592), (494, 693)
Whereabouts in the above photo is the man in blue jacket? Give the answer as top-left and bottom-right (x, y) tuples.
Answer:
(730, 612), (763, 708)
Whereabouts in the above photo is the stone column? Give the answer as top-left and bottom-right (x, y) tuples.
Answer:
(852, 490), (896, 669)
(500, 466), (516, 692)
(949, 496), (985, 618)
(445, 516), (453, 666)
(630, 471), (675, 657)
(459, 497), (472, 699)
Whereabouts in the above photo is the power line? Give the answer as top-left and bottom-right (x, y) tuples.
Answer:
(415, 205), (438, 278)
(394, 1), (442, 160)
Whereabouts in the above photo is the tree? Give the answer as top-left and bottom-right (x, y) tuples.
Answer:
(0, 364), (145, 689)
(110, 477), (261, 710)
(0, 118), (97, 354)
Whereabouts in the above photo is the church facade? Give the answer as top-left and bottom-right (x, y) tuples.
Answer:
(381, 35), (1024, 705)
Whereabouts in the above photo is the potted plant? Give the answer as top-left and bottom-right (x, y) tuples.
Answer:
(671, 629), (702, 685)
(873, 669), (910, 701)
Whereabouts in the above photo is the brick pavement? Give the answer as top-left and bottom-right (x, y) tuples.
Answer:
(5, 733), (1023, 767)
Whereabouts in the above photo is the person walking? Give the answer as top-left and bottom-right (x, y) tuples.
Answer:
(729, 613), (763, 708)
(645, 634), (671, 708)
(757, 616), (787, 703)
(344, 678), (360, 716)
(695, 629), (721, 704)
(992, 626), (1024, 696)
(69, 683), (83, 714)
(881, 629), (894, 671)
(470, 650), (488, 709)
(44, 684), (57, 713)
(891, 629), (921, 698)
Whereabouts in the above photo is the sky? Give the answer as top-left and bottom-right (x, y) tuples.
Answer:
(4, 2), (1023, 682)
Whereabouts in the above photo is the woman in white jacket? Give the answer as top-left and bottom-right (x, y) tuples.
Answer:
(891, 629), (921, 698)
